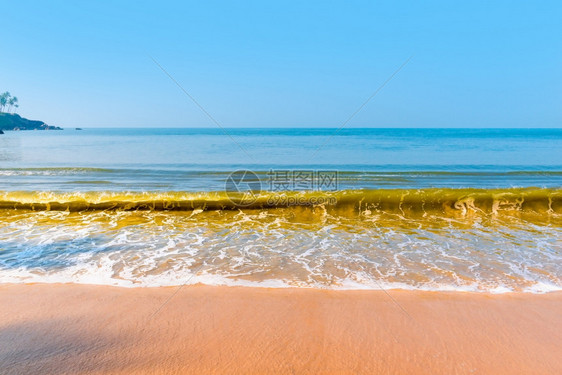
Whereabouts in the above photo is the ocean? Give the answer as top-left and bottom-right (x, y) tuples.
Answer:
(0, 128), (561, 292)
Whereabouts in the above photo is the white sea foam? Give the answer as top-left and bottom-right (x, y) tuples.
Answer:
(0, 210), (561, 293)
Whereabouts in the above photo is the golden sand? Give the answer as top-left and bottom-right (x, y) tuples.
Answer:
(1, 284), (561, 374)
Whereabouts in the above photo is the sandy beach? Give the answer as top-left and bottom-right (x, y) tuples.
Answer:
(0, 284), (560, 374)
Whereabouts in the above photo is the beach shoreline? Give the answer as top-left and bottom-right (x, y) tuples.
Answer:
(1, 283), (561, 374)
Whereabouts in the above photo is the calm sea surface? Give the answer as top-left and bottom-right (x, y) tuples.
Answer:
(1, 128), (562, 190)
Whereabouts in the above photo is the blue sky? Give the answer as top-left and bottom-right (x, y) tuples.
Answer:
(2, 0), (561, 128)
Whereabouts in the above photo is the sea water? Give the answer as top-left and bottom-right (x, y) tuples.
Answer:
(0, 128), (561, 292)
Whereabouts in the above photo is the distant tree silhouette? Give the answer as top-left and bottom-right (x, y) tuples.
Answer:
(8, 96), (19, 113)
(0, 92), (8, 112)
(0, 92), (19, 113)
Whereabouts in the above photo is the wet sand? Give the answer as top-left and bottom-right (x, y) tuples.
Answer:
(1, 284), (561, 374)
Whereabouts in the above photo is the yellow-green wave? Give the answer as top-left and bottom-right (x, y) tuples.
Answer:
(0, 188), (561, 216)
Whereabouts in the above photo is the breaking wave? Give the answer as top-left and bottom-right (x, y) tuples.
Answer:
(0, 188), (561, 216)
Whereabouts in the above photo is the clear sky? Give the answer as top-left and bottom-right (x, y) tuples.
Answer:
(2, 0), (561, 128)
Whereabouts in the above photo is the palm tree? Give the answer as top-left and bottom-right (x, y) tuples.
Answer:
(0, 92), (19, 113)
(0, 92), (10, 113)
(8, 96), (18, 113)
